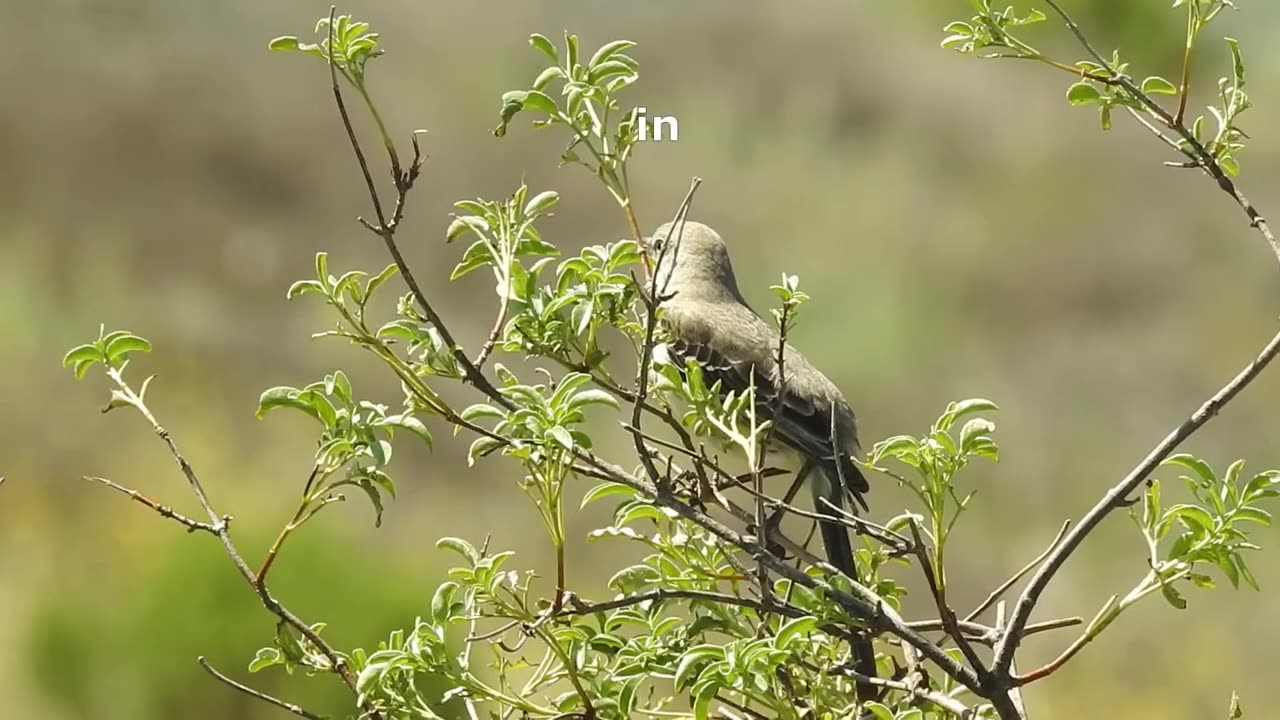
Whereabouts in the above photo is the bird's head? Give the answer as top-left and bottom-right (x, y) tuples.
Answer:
(645, 220), (745, 304)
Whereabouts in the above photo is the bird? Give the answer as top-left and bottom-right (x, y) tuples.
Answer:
(644, 219), (877, 697)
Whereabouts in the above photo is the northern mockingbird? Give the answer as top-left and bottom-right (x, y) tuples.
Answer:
(645, 219), (877, 696)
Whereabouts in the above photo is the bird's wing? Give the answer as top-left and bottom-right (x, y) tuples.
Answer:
(661, 303), (860, 481)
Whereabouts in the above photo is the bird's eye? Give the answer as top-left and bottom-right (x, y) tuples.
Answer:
(651, 237), (665, 252)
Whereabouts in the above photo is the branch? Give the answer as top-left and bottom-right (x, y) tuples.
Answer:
(472, 286), (511, 370)
(198, 656), (325, 720)
(561, 588), (800, 619)
(905, 616), (1082, 646)
(1041, 0), (1278, 265)
(324, 7), (506, 407)
(829, 666), (977, 718)
(629, 178), (703, 491)
(568, 448), (987, 694)
(965, 520), (1071, 623)
(993, 325), (1280, 677)
(98, 367), (382, 718)
(83, 475), (221, 535)
(906, 519), (987, 681)
(987, 3), (1280, 684)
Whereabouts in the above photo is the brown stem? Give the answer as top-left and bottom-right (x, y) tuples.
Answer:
(83, 476), (220, 535)
(100, 363), (382, 718)
(906, 519), (988, 683)
(198, 656), (324, 720)
(965, 520), (1071, 623)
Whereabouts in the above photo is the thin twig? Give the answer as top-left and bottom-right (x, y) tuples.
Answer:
(568, 448), (987, 694)
(562, 589), (797, 619)
(472, 288), (511, 369)
(965, 520), (1071, 623)
(629, 178), (703, 490)
(735, 473), (912, 551)
(255, 466), (323, 586)
(325, 7), (505, 406)
(101, 365), (381, 718)
(993, 1), (1280, 683)
(1041, 0), (1278, 264)
(906, 518), (987, 682)
(198, 656), (325, 720)
(830, 666), (976, 718)
(994, 325), (1280, 677)
(83, 476), (221, 534)
(906, 616), (1082, 646)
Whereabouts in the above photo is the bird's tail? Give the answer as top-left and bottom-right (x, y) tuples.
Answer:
(813, 459), (878, 706)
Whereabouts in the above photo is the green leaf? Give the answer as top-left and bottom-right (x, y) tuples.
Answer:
(524, 190), (560, 217)
(959, 418), (995, 449)
(104, 334), (152, 364)
(468, 436), (503, 466)
(1225, 37), (1245, 87)
(532, 65), (565, 91)
(565, 32), (579, 71)
(1141, 76), (1178, 95)
(493, 90), (528, 138)
(580, 481), (636, 509)
(1165, 454), (1216, 486)
(588, 40), (636, 68)
(255, 386), (319, 422)
(364, 263), (399, 299)
(1232, 507), (1271, 527)
(674, 645), (721, 691)
(315, 252), (330, 290)
(430, 581), (460, 624)
(1160, 581), (1187, 609)
(1067, 82), (1102, 105)
(460, 403), (505, 422)
(1220, 155), (1241, 177)
(451, 240), (495, 281)
(287, 279), (325, 300)
(567, 388), (621, 411)
(529, 34), (558, 62)
(248, 647), (284, 672)
(354, 477), (386, 527)
(523, 90), (558, 114)
(1215, 548), (1241, 589)
(692, 680), (720, 720)
(773, 616), (817, 649)
(329, 371), (353, 405)
(383, 414), (433, 449)
(268, 36), (301, 52)
(437, 537), (480, 565)
(73, 358), (97, 380)
(63, 344), (102, 368)
(863, 703), (895, 720)
(1166, 504), (1215, 534)
(547, 426), (575, 451)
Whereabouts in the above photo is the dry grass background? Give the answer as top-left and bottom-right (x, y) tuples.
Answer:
(3, 1), (1280, 717)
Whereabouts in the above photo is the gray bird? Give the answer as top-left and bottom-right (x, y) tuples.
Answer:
(645, 219), (877, 693)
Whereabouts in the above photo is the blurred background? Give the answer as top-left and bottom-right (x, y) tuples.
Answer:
(4, 1), (1280, 717)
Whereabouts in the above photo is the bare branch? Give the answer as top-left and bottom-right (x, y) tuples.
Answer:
(989, 2), (1280, 689)
(198, 656), (325, 720)
(629, 178), (703, 490)
(99, 365), (382, 718)
(994, 325), (1280, 676)
(965, 520), (1071, 623)
(83, 475), (221, 535)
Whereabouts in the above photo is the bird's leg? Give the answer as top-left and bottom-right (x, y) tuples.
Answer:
(764, 459), (813, 541)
